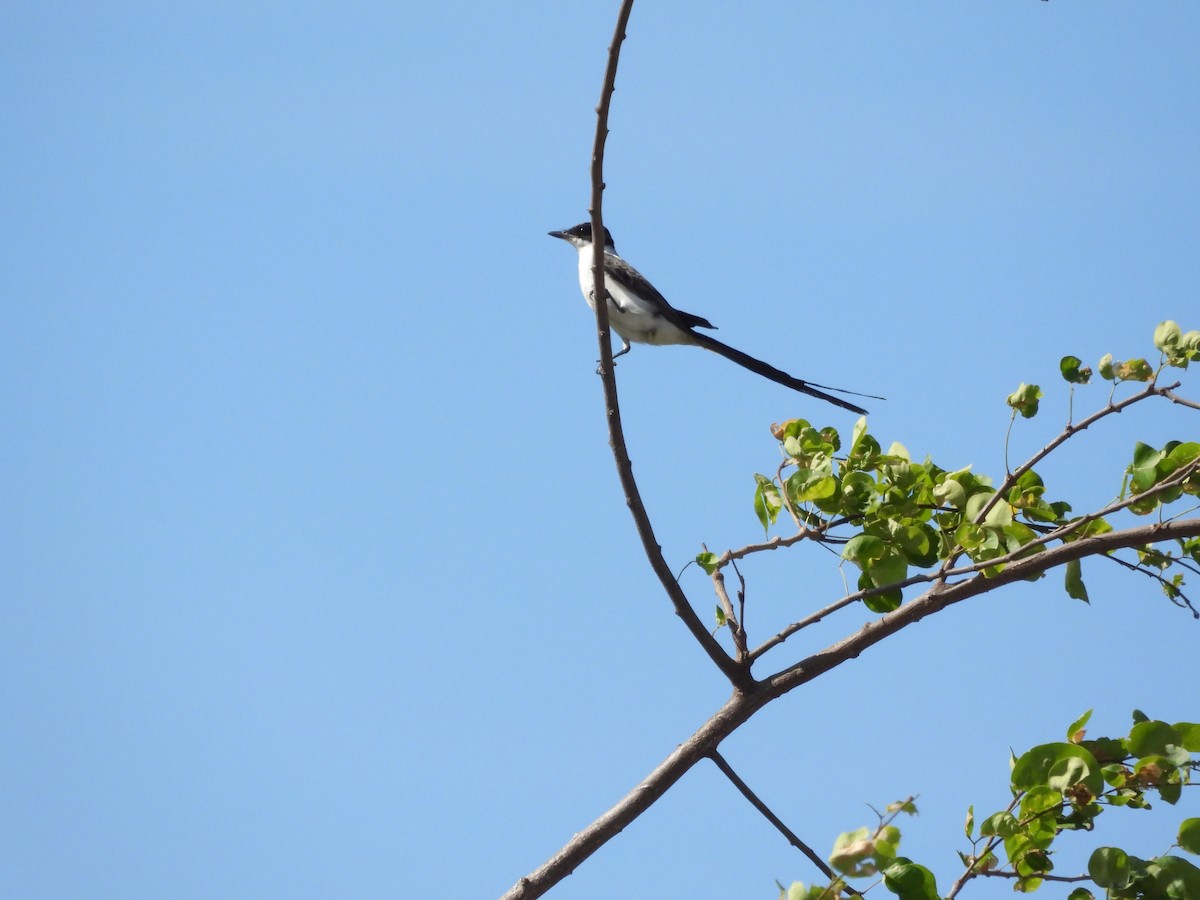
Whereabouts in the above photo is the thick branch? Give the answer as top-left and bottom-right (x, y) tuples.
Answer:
(502, 518), (1200, 898)
(751, 462), (1200, 660)
(500, 688), (771, 900)
(768, 518), (1200, 691)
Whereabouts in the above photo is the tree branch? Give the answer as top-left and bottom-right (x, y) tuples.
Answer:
(768, 518), (1200, 692)
(1164, 388), (1200, 411)
(709, 750), (856, 893)
(500, 689), (772, 900)
(751, 461), (1200, 661)
(953, 380), (1176, 570)
(583, 0), (747, 686)
(503, 518), (1200, 898)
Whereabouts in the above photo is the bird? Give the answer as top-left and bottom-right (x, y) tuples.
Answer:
(548, 222), (877, 414)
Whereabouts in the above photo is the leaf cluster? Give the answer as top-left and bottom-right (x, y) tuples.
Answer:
(964, 710), (1200, 897)
(778, 713), (1200, 900)
(743, 323), (1199, 620)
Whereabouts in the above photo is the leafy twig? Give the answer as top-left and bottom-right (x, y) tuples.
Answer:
(949, 381), (1177, 573)
(752, 463), (1200, 660)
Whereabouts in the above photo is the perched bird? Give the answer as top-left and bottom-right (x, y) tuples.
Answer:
(549, 222), (876, 414)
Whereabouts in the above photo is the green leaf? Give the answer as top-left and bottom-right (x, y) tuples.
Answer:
(849, 416), (868, 455)
(1066, 889), (1095, 900)
(1021, 785), (1063, 818)
(964, 491), (1012, 527)
(866, 546), (908, 587)
(753, 474), (782, 535)
(980, 811), (1019, 838)
(933, 476), (967, 509)
(1064, 517), (1113, 541)
(1065, 559), (1090, 603)
(881, 859), (940, 900)
(1172, 721), (1200, 751)
(1179, 819), (1200, 855)
(1067, 709), (1093, 742)
(695, 551), (719, 575)
(843, 533), (886, 566)
(1149, 855), (1200, 899)
(892, 522), (938, 568)
(874, 824), (900, 868)
(714, 605), (726, 627)
(1164, 441), (1200, 474)
(1088, 846), (1131, 889)
(1118, 357), (1155, 381)
(1099, 353), (1116, 381)
(1012, 743), (1103, 795)
(839, 470), (875, 517)
(863, 587), (903, 614)
(955, 522), (987, 551)
(1007, 382), (1043, 418)
(786, 470), (838, 504)
(1128, 442), (1166, 494)
(1155, 320), (1183, 352)
(964, 805), (974, 838)
(1060, 355), (1093, 384)
(1129, 719), (1190, 766)
(1172, 330), (1200, 368)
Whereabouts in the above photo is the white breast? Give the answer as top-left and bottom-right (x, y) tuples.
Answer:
(574, 249), (694, 347)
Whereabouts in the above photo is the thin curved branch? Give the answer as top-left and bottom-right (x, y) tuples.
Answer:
(751, 592), (863, 661)
(955, 380), (1179, 569)
(583, 0), (746, 686)
(723, 529), (823, 562)
(709, 750), (857, 894)
(1104, 553), (1198, 618)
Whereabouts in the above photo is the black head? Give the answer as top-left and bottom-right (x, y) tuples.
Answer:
(547, 222), (615, 250)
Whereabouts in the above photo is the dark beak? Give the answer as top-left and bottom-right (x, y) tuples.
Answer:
(548, 230), (568, 240)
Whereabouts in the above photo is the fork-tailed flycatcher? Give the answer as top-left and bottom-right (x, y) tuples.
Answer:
(549, 222), (876, 414)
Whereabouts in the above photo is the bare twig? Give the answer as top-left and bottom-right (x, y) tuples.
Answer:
(732, 558), (747, 650)
(751, 592), (864, 661)
(978, 871), (1095, 884)
(710, 564), (745, 658)
(709, 750), (858, 894)
(723, 529), (820, 562)
(777, 460), (805, 529)
(1104, 553), (1198, 618)
(1164, 388), (1200, 411)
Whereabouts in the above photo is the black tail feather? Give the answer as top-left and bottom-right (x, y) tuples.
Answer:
(691, 333), (876, 415)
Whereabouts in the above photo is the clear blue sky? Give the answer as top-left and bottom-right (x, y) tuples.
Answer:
(3, 3), (1198, 898)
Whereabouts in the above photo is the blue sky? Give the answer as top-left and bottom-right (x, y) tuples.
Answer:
(3, 3), (1198, 898)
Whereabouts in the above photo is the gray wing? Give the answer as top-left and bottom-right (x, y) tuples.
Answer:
(604, 253), (717, 332)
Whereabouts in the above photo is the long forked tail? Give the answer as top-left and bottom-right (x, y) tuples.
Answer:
(690, 332), (880, 415)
